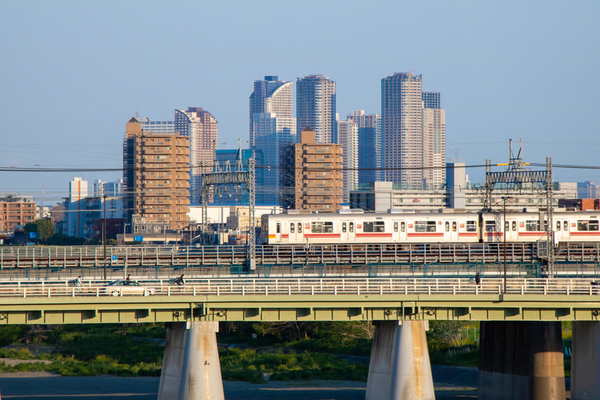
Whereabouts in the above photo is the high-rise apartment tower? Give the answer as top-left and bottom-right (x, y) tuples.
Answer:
(249, 76), (296, 204)
(381, 73), (445, 186)
(174, 107), (218, 204)
(422, 92), (446, 185)
(296, 75), (337, 144)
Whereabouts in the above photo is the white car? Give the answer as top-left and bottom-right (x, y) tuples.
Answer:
(101, 280), (155, 296)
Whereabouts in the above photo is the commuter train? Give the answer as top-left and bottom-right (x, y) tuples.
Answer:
(260, 209), (600, 245)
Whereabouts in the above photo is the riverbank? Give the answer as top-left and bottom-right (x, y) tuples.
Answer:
(0, 366), (481, 400)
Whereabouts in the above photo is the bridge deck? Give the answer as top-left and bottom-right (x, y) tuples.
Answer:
(0, 277), (599, 324)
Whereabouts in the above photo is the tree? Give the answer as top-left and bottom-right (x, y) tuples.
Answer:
(24, 219), (55, 242)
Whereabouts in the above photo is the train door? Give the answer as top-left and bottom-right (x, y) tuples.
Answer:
(273, 222), (282, 243)
(392, 219), (407, 242)
(555, 219), (569, 243)
(341, 221), (355, 242)
(505, 218), (518, 242)
(289, 221), (303, 244)
(443, 220), (459, 242)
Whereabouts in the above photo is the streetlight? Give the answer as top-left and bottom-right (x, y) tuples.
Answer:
(102, 195), (107, 281)
(123, 223), (130, 246)
(501, 196), (513, 294)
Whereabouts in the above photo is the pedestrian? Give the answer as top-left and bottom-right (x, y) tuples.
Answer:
(475, 272), (481, 286)
(126, 274), (131, 281)
(176, 274), (185, 285)
(75, 276), (82, 287)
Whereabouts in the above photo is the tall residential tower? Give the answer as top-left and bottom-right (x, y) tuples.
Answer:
(422, 92), (446, 185)
(381, 72), (445, 186)
(174, 107), (218, 204)
(296, 75), (337, 144)
(249, 76), (296, 204)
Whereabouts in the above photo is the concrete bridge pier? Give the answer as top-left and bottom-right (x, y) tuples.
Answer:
(157, 322), (224, 400)
(478, 321), (565, 400)
(365, 320), (435, 400)
(571, 321), (600, 400)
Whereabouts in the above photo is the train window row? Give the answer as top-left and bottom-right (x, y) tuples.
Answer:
(273, 218), (600, 234)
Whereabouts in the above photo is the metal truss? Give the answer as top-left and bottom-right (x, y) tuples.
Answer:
(485, 150), (554, 277)
(200, 147), (256, 270)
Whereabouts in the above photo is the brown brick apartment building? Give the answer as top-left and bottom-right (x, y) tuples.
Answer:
(124, 118), (190, 231)
(281, 127), (343, 212)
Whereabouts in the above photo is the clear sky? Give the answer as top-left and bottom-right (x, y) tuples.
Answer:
(1, 0), (599, 204)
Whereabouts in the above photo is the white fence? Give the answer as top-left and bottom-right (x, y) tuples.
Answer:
(0, 277), (599, 298)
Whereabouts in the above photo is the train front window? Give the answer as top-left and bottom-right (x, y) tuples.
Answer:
(466, 221), (477, 232)
(415, 221), (436, 233)
(364, 221), (385, 233)
(311, 221), (334, 233)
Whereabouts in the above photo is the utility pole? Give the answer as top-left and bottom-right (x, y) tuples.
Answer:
(103, 194), (107, 281)
(502, 196), (513, 294)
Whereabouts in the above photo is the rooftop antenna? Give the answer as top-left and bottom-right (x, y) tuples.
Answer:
(235, 138), (243, 172)
(213, 139), (220, 173)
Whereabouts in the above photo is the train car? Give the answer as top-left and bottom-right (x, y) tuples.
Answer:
(261, 209), (600, 245)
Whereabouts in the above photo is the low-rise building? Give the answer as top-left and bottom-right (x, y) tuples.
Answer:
(0, 195), (36, 233)
(350, 165), (579, 213)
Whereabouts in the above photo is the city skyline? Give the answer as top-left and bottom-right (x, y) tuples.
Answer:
(1, 2), (599, 203)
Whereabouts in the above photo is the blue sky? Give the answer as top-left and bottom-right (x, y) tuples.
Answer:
(1, 1), (599, 204)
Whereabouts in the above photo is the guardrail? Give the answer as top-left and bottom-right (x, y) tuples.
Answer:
(2, 242), (599, 269)
(1, 277), (600, 298)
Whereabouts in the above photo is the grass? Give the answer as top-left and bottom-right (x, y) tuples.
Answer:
(429, 346), (479, 368)
(0, 324), (164, 377)
(219, 348), (368, 383)
(0, 324), (370, 382)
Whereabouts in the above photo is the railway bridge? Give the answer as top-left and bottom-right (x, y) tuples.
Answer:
(1, 274), (600, 400)
(2, 242), (600, 278)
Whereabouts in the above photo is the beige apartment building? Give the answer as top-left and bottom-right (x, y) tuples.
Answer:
(124, 118), (190, 231)
(281, 127), (343, 212)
